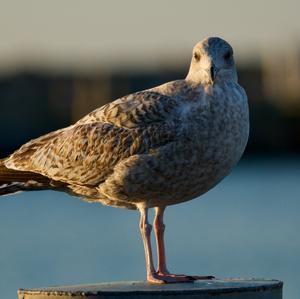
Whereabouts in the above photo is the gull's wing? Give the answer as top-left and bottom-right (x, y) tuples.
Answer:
(76, 90), (179, 128)
(5, 90), (180, 186)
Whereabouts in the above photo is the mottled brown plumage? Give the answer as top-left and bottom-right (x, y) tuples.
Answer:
(0, 37), (249, 283)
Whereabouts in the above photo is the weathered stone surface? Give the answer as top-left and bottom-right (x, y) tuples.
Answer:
(18, 278), (283, 299)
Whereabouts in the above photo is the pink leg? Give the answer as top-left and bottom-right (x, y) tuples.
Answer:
(153, 206), (170, 275)
(139, 207), (166, 284)
(153, 206), (215, 283)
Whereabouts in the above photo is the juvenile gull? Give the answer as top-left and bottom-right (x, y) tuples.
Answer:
(0, 37), (249, 284)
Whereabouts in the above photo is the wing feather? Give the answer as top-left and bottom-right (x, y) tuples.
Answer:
(5, 123), (136, 185)
(5, 87), (182, 186)
(76, 90), (179, 128)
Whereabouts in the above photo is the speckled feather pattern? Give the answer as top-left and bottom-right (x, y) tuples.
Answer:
(4, 38), (249, 210)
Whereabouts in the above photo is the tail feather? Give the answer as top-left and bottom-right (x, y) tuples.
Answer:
(0, 182), (49, 196)
(0, 158), (51, 196)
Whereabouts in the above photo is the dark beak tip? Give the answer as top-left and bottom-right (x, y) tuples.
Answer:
(210, 66), (215, 82)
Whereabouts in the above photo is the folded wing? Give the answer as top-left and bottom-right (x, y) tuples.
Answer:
(5, 90), (179, 187)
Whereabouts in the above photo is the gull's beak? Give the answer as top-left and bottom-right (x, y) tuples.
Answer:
(208, 63), (218, 84)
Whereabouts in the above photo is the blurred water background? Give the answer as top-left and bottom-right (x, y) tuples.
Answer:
(0, 158), (299, 299)
(0, 1), (300, 299)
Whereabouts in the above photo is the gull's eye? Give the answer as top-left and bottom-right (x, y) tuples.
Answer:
(223, 51), (232, 60)
(193, 52), (201, 62)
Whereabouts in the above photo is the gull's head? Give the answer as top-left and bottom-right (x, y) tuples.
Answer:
(186, 37), (237, 85)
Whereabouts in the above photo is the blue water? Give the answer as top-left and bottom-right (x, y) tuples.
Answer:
(0, 157), (299, 299)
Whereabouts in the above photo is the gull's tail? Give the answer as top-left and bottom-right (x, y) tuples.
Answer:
(0, 158), (51, 196)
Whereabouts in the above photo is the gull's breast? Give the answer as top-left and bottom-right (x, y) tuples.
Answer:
(148, 83), (249, 207)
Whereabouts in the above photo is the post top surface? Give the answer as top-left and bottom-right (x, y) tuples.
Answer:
(19, 278), (283, 296)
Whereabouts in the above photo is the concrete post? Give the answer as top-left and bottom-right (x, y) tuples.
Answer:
(18, 278), (283, 299)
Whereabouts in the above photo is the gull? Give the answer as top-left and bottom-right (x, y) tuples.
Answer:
(0, 37), (249, 284)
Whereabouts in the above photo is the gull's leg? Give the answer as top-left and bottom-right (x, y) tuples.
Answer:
(153, 206), (170, 275)
(139, 207), (165, 284)
(153, 206), (215, 282)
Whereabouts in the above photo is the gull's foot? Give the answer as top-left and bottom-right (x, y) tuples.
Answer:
(158, 270), (214, 280)
(186, 275), (215, 280)
(147, 272), (214, 284)
(147, 273), (167, 284)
